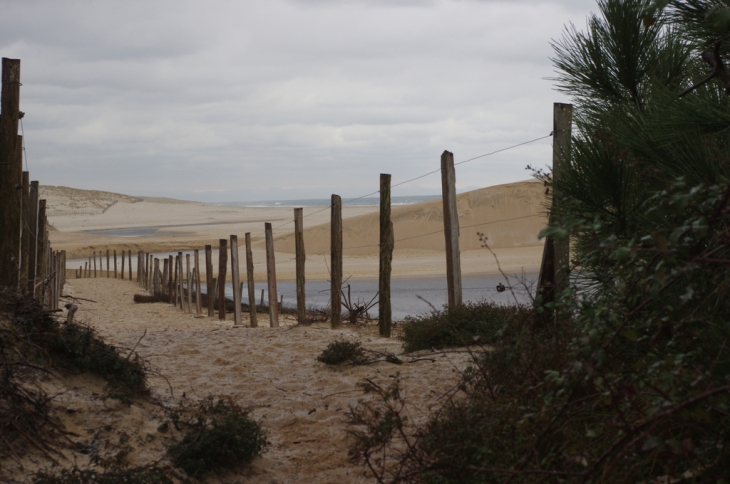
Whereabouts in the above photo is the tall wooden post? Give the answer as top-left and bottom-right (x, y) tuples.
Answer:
(149, 253), (154, 290)
(35, 201), (46, 297)
(162, 258), (169, 298)
(127, 250), (132, 280)
(245, 233), (257, 328)
(330, 195), (342, 328)
(185, 253), (192, 313)
(205, 245), (214, 317)
(294, 208), (306, 324)
(177, 252), (184, 310)
(441, 150), (462, 309)
(168, 255), (174, 303)
(113, 250), (118, 278)
(26, 181), (39, 295)
(121, 250), (125, 279)
(154, 258), (160, 295)
(537, 103), (573, 318)
(173, 255), (179, 305)
(0, 58), (21, 288)
(218, 239), (228, 321)
(265, 223), (279, 328)
(19, 171), (29, 291)
(379, 174), (394, 337)
(194, 249), (202, 314)
(230, 235), (242, 326)
(106, 250), (110, 278)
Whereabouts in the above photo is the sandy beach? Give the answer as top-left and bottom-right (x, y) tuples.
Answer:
(0, 181), (550, 482)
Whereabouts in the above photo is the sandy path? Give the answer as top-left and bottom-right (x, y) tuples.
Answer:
(65, 278), (472, 483)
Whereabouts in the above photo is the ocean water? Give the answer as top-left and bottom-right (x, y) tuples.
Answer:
(220, 273), (537, 321)
(216, 195), (440, 208)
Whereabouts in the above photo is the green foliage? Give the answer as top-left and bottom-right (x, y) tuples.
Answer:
(348, 1), (730, 481)
(400, 301), (529, 353)
(317, 339), (367, 365)
(7, 292), (147, 402)
(166, 396), (267, 478)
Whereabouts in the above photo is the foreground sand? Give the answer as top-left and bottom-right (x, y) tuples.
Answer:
(40, 278), (473, 483)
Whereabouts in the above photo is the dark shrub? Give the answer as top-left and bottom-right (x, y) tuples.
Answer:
(167, 396), (267, 478)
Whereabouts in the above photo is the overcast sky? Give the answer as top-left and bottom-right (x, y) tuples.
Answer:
(1, 0), (594, 202)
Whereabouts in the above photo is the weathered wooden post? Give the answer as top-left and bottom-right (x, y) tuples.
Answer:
(379, 174), (394, 337)
(27, 181), (39, 294)
(194, 249), (202, 314)
(121, 250), (125, 279)
(178, 252), (185, 310)
(84, 261), (88, 278)
(265, 223), (279, 328)
(168, 255), (174, 303)
(245, 233), (257, 328)
(35, 200), (46, 296)
(106, 250), (110, 278)
(114, 250), (118, 279)
(154, 258), (160, 296)
(173, 255), (179, 305)
(205, 245), (214, 317)
(185, 253), (192, 313)
(441, 150), (462, 309)
(128, 250), (132, 280)
(230, 235), (242, 326)
(149, 253), (154, 290)
(162, 258), (169, 298)
(536, 103), (573, 320)
(294, 208), (306, 324)
(20, 171), (29, 290)
(0, 58), (21, 288)
(218, 239), (228, 321)
(330, 195), (342, 328)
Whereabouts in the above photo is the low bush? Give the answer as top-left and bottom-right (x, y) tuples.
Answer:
(33, 463), (172, 484)
(166, 395), (267, 478)
(400, 301), (529, 353)
(8, 291), (147, 402)
(317, 339), (368, 365)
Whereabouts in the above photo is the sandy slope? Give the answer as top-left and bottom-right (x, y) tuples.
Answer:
(17, 278), (473, 483)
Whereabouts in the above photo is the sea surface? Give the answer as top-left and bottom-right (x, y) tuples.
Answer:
(216, 195), (440, 208)
(217, 273), (536, 321)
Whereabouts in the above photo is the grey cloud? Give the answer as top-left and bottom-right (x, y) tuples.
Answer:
(5, 0), (596, 202)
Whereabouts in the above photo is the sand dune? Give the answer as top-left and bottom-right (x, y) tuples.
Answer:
(50, 181), (547, 281)
(273, 180), (547, 256)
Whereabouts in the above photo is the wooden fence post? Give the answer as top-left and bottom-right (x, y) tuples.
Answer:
(149, 253), (154, 290)
(128, 250), (132, 280)
(0, 58), (21, 288)
(106, 250), (110, 278)
(245, 233), (257, 328)
(121, 250), (125, 279)
(230, 235), (242, 326)
(265, 223), (279, 328)
(36, 200), (46, 297)
(168, 255), (174, 303)
(162, 258), (169, 298)
(330, 195), (342, 328)
(27, 181), (39, 294)
(218, 239), (228, 321)
(185, 253), (192, 313)
(205, 245), (214, 317)
(294, 208), (306, 324)
(441, 150), (462, 309)
(154, 258), (160, 296)
(20, 171), (29, 291)
(379, 174), (394, 337)
(178, 252), (185, 310)
(194, 249), (202, 314)
(536, 103), (573, 320)
(114, 250), (118, 279)
(173, 255), (179, 305)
